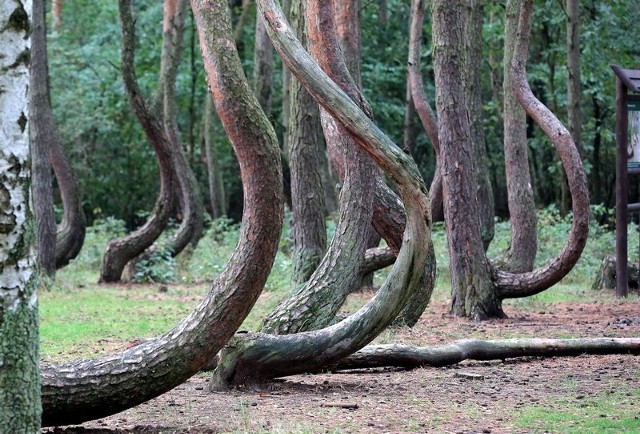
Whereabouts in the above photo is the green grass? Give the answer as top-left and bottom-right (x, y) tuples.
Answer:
(514, 389), (640, 433)
(40, 284), (204, 362)
(41, 207), (639, 362)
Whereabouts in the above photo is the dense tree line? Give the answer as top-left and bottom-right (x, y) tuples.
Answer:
(46, 0), (638, 227)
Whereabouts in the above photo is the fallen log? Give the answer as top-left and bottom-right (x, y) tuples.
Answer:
(327, 338), (640, 371)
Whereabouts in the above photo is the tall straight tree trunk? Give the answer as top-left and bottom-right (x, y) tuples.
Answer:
(52, 0), (62, 30)
(254, 11), (274, 113)
(566, 0), (581, 156)
(501, 0), (537, 273)
(30, 0), (57, 276)
(462, 0), (495, 250)
(432, 0), (505, 320)
(0, 1), (41, 430)
(287, 0), (328, 285)
(203, 94), (226, 219)
(41, 0), (284, 425)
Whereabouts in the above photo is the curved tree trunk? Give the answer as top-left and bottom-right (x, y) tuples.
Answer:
(99, 0), (178, 283)
(333, 0), (435, 327)
(261, 0), (377, 334)
(209, 0), (433, 389)
(493, 0), (589, 298)
(30, 0), (58, 276)
(408, 0), (443, 222)
(463, 0), (495, 250)
(0, 2), (41, 429)
(31, 0), (86, 271)
(435, 0), (589, 319)
(287, 0), (328, 285)
(51, 141), (87, 270)
(159, 0), (205, 257)
(41, 0), (283, 425)
(125, 0), (204, 281)
(499, 0), (537, 273)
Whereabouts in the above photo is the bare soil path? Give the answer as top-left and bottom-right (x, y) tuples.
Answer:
(42, 296), (640, 433)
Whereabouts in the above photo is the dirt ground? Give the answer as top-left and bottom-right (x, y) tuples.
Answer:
(42, 295), (640, 434)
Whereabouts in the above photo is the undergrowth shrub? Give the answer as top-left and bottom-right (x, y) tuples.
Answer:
(60, 205), (633, 292)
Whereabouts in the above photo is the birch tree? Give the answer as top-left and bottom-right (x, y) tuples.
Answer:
(0, 0), (41, 430)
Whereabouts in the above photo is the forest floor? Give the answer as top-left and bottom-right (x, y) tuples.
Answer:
(42, 291), (640, 434)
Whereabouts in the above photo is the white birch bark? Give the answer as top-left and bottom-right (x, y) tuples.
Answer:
(0, 0), (41, 431)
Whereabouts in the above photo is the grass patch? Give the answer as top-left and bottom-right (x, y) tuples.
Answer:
(40, 284), (204, 362)
(514, 389), (640, 433)
(41, 207), (639, 362)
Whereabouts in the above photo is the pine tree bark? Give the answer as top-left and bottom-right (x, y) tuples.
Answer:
(463, 0), (495, 250)
(331, 338), (640, 370)
(0, 1), (41, 429)
(31, 0), (86, 271)
(408, 0), (443, 222)
(433, 0), (504, 320)
(500, 0), (537, 273)
(254, 11), (274, 113)
(134, 0), (205, 272)
(99, 0), (178, 283)
(287, 0), (328, 285)
(29, 0), (57, 276)
(41, 0), (283, 425)
(566, 0), (581, 156)
(494, 0), (589, 298)
(158, 0), (204, 257)
(52, 0), (62, 30)
(261, 0), (376, 333)
(203, 94), (226, 219)
(208, 0), (433, 389)
(434, 0), (589, 318)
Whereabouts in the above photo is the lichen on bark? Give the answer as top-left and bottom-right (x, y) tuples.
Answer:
(0, 0), (41, 430)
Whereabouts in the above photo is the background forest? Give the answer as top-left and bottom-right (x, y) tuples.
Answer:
(48, 0), (639, 228)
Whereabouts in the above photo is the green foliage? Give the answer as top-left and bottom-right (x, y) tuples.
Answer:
(184, 217), (241, 283)
(131, 242), (177, 284)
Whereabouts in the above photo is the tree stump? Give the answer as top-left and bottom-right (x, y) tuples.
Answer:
(592, 255), (639, 291)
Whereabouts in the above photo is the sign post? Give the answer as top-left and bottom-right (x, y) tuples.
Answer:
(611, 65), (640, 297)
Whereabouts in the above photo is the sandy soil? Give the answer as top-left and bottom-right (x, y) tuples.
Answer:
(42, 297), (640, 433)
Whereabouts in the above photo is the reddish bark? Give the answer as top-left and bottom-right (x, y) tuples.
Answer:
(41, 0), (283, 425)
(408, 0), (443, 222)
(493, 0), (589, 298)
